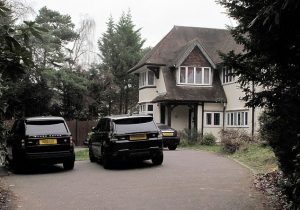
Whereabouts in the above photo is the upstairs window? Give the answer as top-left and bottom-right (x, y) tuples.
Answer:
(179, 66), (211, 85)
(222, 67), (235, 84)
(139, 70), (155, 87)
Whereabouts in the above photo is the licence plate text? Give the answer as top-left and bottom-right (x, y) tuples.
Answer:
(39, 139), (57, 145)
(130, 134), (146, 141)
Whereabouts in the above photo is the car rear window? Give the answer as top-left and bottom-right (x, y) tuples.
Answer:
(25, 120), (68, 135)
(114, 117), (157, 134)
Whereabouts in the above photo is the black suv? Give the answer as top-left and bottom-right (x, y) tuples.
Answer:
(6, 116), (75, 171)
(89, 115), (163, 168)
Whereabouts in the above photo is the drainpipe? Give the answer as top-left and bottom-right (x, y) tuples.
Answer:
(251, 82), (255, 139)
(201, 102), (204, 138)
(223, 102), (227, 130)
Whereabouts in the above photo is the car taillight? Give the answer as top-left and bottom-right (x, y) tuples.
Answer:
(158, 131), (162, 139)
(70, 136), (74, 145)
(21, 139), (26, 148)
(174, 130), (178, 137)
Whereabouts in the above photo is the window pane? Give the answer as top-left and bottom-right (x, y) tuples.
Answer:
(241, 112), (244, 126)
(204, 68), (210, 84)
(230, 113), (234, 125)
(238, 112), (241, 125)
(206, 113), (212, 125)
(187, 67), (194, 83)
(234, 112), (237, 125)
(214, 113), (220, 125)
(148, 71), (154, 85)
(245, 112), (248, 125)
(180, 67), (186, 83)
(148, 104), (153, 111)
(227, 113), (230, 125)
(196, 68), (202, 84)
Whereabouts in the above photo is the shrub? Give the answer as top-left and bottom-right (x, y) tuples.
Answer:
(220, 129), (252, 154)
(180, 128), (201, 145)
(201, 132), (216, 146)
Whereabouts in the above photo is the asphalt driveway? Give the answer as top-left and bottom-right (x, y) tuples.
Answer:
(3, 149), (268, 210)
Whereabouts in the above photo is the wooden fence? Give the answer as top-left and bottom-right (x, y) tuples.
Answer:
(4, 120), (98, 146)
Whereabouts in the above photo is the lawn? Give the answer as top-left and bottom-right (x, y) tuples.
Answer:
(180, 144), (277, 174)
(75, 149), (89, 161)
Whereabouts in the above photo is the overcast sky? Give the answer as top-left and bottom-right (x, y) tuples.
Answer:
(29, 0), (233, 48)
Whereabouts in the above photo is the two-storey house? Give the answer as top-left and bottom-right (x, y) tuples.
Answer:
(128, 26), (261, 139)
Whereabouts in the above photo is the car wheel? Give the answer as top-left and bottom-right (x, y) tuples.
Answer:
(63, 160), (75, 170)
(101, 147), (111, 169)
(89, 147), (96, 162)
(152, 152), (163, 165)
(168, 145), (177, 150)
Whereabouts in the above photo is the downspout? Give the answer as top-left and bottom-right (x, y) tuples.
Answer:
(251, 82), (255, 139)
(201, 102), (204, 138)
(223, 102), (227, 130)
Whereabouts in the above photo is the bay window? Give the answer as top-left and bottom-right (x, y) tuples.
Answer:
(139, 70), (155, 87)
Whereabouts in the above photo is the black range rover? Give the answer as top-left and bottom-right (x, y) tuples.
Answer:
(6, 116), (75, 171)
(89, 115), (163, 168)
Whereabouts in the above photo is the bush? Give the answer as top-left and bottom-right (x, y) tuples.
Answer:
(180, 128), (201, 145)
(201, 132), (216, 146)
(220, 129), (252, 154)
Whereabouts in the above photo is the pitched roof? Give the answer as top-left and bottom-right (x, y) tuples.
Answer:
(129, 25), (243, 72)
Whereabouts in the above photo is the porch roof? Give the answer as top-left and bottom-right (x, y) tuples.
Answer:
(152, 67), (227, 103)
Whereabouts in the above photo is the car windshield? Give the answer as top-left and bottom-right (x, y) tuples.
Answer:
(114, 117), (157, 134)
(25, 120), (68, 135)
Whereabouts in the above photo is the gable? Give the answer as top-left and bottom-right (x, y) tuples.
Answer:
(181, 47), (211, 67)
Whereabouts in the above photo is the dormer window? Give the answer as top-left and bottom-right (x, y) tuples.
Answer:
(178, 66), (211, 85)
(139, 70), (155, 87)
(222, 67), (235, 84)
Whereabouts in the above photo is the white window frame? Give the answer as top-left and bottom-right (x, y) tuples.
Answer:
(226, 111), (249, 127)
(139, 70), (155, 88)
(204, 112), (222, 127)
(222, 67), (235, 84)
(139, 103), (154, 116)
(178, 66), (212, 86)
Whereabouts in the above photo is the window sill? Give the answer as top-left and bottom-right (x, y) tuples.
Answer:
(139, 86), (156, 90)
(226, 126), (249, 128)
(176, 84), (212, 87)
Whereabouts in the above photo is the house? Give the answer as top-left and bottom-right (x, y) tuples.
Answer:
(128, 26), (262, 139)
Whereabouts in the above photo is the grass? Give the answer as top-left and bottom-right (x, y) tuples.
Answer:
(75, 149), (89, 161)
(229, 144), (277, 173)
(180, 143), (277, 174)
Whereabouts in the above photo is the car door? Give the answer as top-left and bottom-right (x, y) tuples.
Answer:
(90, 119), (105, 158)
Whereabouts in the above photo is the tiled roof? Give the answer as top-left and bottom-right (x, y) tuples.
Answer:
(129, 26), (243, 72)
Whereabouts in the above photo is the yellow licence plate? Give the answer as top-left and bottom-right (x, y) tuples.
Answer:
(130, 134), (146, 141)
(163, 132), (174, 137)
(39, 139), (57, 145)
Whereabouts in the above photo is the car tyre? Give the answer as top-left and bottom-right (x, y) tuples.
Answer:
(152, 152), (163, 165)
(168, 145), (177, 150)
(63, 160), (75, 170)
(89, 147), (96, 162)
